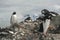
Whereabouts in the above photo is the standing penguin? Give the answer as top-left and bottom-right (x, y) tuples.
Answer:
(41, 9), (58, 36)
(10, 12), (18, 26)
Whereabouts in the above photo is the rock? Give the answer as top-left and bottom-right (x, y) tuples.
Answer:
(0, 18), (60, 40)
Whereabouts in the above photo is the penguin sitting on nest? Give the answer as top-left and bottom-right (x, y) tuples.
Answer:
(24, 15), (32, 22)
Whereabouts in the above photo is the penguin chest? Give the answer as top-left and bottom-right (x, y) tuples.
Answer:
(11, 15), (17, 24)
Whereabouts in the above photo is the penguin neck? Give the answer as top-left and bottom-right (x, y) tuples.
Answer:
(12, 15), (17, 17)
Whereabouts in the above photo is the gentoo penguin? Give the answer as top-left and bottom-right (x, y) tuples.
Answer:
(41, 9), (58, 36)
(10, 12), (18, 26)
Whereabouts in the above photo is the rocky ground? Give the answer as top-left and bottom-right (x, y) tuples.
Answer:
(0, 20), (60, 40)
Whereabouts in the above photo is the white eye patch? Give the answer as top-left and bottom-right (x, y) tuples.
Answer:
(42, 11), (45, 14)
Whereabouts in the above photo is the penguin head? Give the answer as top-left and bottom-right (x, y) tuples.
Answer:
(12, 12), (16, 15)
(41, 9), (49, 14)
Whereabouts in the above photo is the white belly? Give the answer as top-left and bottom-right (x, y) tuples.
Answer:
(10, 15), (17, 25)
(43, 19), (50, 33)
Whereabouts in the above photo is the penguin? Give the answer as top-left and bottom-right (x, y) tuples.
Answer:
(10, 12), (18, 26)
(40, 9), (58, 36)
(24, 15), (32, 22)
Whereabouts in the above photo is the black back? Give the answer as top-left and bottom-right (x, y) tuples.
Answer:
(38, 23), (43, 32)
